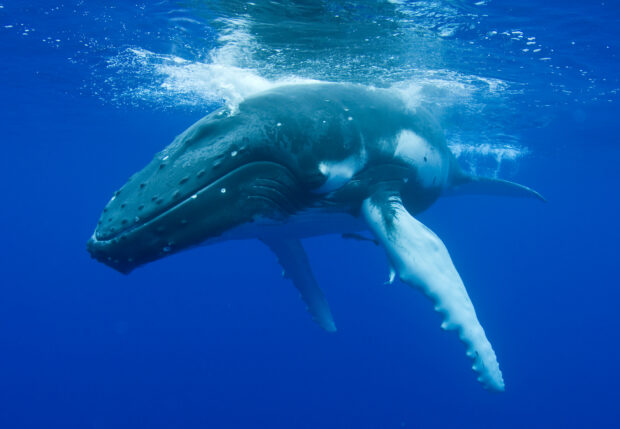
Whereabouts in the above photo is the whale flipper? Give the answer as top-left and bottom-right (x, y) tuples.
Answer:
(262, 238), (337, 332)
(362, 193), (504, 391)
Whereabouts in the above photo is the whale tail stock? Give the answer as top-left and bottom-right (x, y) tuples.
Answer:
(446, 163), (547, 202)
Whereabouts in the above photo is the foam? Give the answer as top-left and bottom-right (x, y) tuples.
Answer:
(105, 18), (320, 110)
(449, 142), (528, 177)
(449, 142), (526, 162)
(392, 71), (509, 111)
(98, 1), (532, 174)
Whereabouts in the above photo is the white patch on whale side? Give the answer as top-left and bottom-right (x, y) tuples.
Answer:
(314, 154), (366, 194)
(394, 129), (447, 188)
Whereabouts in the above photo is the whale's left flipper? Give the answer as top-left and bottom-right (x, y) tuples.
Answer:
(262, 238), (337, 332)
(362, 193), (505, 391)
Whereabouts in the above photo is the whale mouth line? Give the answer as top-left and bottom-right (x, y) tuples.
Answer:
(94, 160), (295, 244)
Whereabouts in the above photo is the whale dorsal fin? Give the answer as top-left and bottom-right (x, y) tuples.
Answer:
(362, 192), (505, 391)
(261, 238), (337, 332)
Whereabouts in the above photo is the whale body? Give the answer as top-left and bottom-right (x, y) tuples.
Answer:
(87, 83), (544, 391)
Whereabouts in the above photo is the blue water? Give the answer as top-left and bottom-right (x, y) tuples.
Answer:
(1, 1), (619, 427)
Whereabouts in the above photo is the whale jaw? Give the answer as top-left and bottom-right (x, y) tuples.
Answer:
(88, 161), (307, 273)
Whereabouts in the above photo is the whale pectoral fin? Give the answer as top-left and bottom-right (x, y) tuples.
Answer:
(261, 238), (337, 332)
(361, 194), (505, 391)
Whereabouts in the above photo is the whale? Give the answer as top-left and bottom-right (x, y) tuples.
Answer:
(87, 83), (544, 391)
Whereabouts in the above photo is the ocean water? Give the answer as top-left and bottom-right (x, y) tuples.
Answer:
(1, 1), (619, 427)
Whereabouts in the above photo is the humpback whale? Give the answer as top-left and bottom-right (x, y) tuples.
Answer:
(87, 83), (544, 391)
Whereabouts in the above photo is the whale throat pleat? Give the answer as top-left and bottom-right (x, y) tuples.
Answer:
(362, 194), (505, 391)
(262, 238), (337, 332)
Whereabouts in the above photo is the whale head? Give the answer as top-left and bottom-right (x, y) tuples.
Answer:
(86, 106), (308, 274)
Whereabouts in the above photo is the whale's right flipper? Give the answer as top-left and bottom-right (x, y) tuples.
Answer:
(262, 238), (337, 332)
(362, 193), (505, 391)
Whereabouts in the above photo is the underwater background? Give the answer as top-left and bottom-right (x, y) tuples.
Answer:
(1, 1), (619, 427)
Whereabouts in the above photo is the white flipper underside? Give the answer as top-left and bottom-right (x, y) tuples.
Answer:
(362, 195), (504, 391)
(262, 238), (337, 332)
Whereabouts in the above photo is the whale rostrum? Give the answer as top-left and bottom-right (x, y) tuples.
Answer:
(87, 83), (544, 391)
